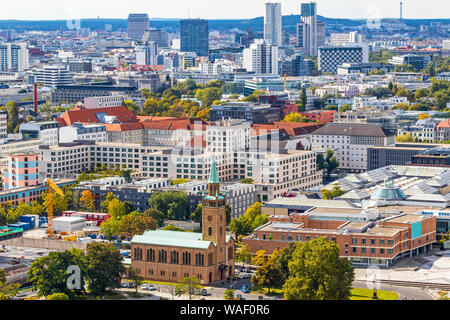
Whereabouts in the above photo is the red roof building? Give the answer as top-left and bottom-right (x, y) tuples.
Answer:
(57, 106), (138, 127)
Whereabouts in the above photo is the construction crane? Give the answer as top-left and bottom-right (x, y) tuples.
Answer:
(46, 178), (65, 238)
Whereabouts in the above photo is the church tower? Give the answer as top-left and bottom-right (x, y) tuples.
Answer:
(202, 157), (227, 277)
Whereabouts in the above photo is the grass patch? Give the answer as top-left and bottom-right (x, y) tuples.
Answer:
(350, 288), (399, 300)
(127, 292), (145, 298)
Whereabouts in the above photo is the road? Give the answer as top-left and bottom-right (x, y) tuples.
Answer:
(352, 280), (435, 300)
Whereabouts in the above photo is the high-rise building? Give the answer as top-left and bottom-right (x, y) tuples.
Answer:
(297, 1), (320, 56)
(127, 14), (150, 41)
(180, 19), (209, 57)
(3, 152), (40, 190)
(243, 39), (279, 75)
(136, 42), (159, 65)
(264, 3), (282, 47)
(142, 29), (170, 48)
(330, 31), (366, 46)
(0, 43), (29, 72)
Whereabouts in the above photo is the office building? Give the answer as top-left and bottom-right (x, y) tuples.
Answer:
(0, 43), (29, 72)
(330, 31), (366, 46)
(180, 19), (209, 57)
(59, 123), (107, 144)
(142, 29), (170, 48)
(311, 123), (396, 173)
(389, 54), (433, 71)
(34, 65), (74, 87)
(318, 46), (364, 74)
(209, 102), (281, 124)
(128, 14), (150, 41)
(68, 60), (93, 73)
(136, 42), (159, 65)
(242, 39), (279, 75)
(297, 2), (319, 56)
(51, 83), (139, 104)
(19, 121), (60, 146)
(264, 3), (282, 47)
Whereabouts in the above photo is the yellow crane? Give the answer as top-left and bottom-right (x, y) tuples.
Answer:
(46, 178), (65, 238)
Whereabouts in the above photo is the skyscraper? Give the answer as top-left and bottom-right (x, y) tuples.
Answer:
(243, 39), (279, 75)
(297, 2), (319, 56)
(180, 19), (209, 57)
(127, 14), (150, 41)
(264, 3), (282, 47)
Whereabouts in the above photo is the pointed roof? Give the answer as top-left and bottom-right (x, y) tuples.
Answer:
(209, 157), (219, 184)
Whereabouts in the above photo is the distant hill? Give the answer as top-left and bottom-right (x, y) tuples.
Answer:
(0, 16), (448, 33)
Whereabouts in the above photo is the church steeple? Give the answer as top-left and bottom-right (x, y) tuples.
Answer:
(209, 157), (219, 184)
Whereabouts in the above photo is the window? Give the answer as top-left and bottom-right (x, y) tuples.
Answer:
(208, 227), (212, 236)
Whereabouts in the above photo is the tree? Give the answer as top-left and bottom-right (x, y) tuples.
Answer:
(393, 102), (410, 110)
(148, 191), (190, 220)
(229, 202), (266, 238)
(85, 242), (126, 295)
(224, 289), (235, 300)
(322, 149), (339, 182)
(240, 178), (254, 184)
(274, 243), (297, 279)
(161, 224), (184, 232)
(119, 212), (157, 238)
(396, 133), (415, 143)
(190, 203), (203, 224)
(108, 198), (127, 219)
(418, 113), (431, 120)
(100, 192), (116, 213)
(339, 104), (352, 113)
(321, 184), (346, 200)
(0, 269), (20, 299)
(251, 249), (285, 294)
(195, 87), (222, 107)
(282, 113), (312, 123)
(99, 216), (121, 240)
(143, 208), (165, 228)
(128, 268), (143, 294)
(6, 101), (19, 133)
(283, 237), (355, 300)
(80, 190), (96, 212)
(46, 293), (69, 300)
(175, 276), (202, 300)
(235, 245), (252, 268)
(28, 249), (87, 298)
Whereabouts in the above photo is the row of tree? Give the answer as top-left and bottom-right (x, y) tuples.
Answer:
(249, 237), (355, 300)
(27, 242), (125, 299)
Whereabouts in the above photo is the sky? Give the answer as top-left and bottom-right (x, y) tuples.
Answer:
(1, 0), (449, 20)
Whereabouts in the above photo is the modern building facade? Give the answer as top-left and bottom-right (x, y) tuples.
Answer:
(180, 19), (209, 57)
(128, 14), (150, 41)
(2, 152), (40, 190)
(264, 3), (282, 47)
(0, 43), (29, 72)
(243, 39), (279, 75)
(318, 46), (364, 74)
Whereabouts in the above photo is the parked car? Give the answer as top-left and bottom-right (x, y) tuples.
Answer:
(121, 282), (128, 288)
(128, 282), (134, 288)
(15, 292), (26, 298)
(141, 284), (148, 290)
(241, 285), (249, 293)
(236, 294), (243, 300)
(148, 284), (156, 291)
(202, 289), (208, 296)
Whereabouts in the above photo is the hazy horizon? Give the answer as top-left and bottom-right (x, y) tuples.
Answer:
(0, 0), (449, 21)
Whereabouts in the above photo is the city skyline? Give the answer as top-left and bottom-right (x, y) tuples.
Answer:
(0, 0), (449, 21)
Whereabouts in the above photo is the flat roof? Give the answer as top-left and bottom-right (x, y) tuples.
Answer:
(366, 226), (405, 236)
(386, 214), (426, 224)
(308, 207), (364, 215)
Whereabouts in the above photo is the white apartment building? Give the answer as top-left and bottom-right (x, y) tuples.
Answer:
(311, 123), (396, 173)
(59, 123), (107, 143)
(0, 139), (42, 157)
(330, 31), (366, 46)
(264, 3), (282, 47)
(84, 95), (125, 109)
(398, 118), (440, 143)
(352, 96), (409, 111)
(0, 43), (29, 72)
(19, 121), (60, 146)
(243, 40), (279, 75)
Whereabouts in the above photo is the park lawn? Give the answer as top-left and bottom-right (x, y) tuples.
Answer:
(350, 288), (399, 300)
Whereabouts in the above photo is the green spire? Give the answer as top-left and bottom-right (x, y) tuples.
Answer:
(209, 157), (219, 184)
